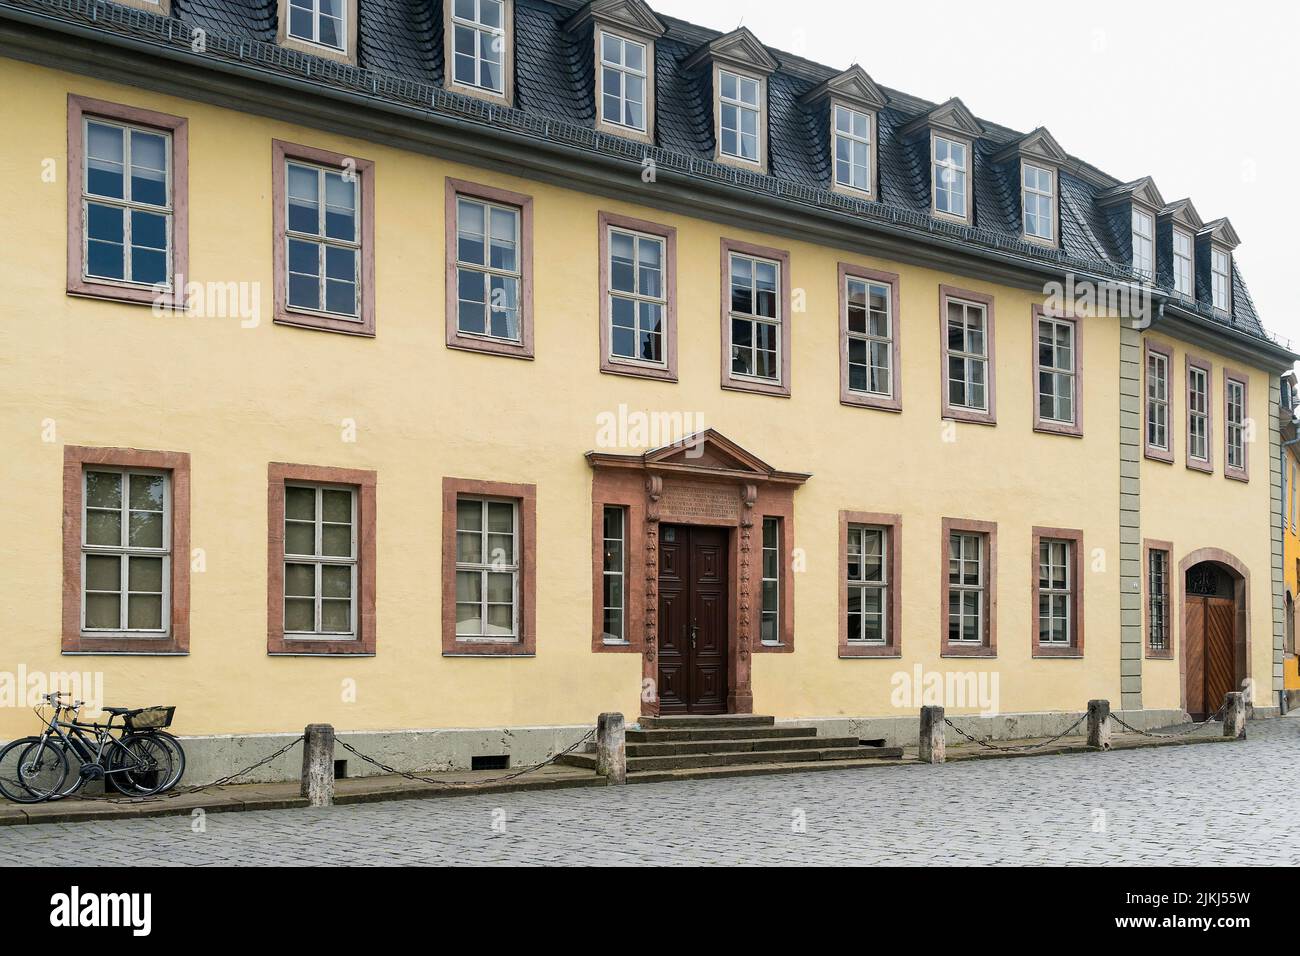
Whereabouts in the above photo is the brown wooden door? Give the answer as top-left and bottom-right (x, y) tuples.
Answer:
(657, 525), (729, 714)
(1185, 596), (1236, 719)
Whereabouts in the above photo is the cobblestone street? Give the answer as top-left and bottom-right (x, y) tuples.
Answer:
(5, 717), (1299, 866)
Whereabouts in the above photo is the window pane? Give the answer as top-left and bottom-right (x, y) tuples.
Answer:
(85, 593), (122, 629)
(85, 554), (121, 592)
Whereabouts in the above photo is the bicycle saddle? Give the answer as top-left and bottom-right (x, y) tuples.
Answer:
(102, 706), (133, 715)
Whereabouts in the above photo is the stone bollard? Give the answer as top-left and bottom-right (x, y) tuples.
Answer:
(300, 724), (336, 807)
(1086, 699), (1112, 750)
(1223, 692), (1247, 740)
(919, 705), (945, 764)
(596, 712), (626, 785)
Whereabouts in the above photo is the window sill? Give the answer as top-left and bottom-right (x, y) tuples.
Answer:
(447, 332), (535, 361)
(601, 358), (677, 383)
(594, 118), (654, 145)
(68, 280), (181, 310)
(445, 640), (534, 658)
(63, 649), (188, 657)
(1186, 459), (1214, 475)
(1144, 448), (1174, 464)
(841, 392), (902, 413)
(1145, 649), (1175, 661)
(1032, 648), (1084, 659)
(1225, 469), (1249, 484)
(267, 637), (374, 656)
(754, 640), (793, 654)
(722, 377), (791, 399)
(447, 80), (511, 107)
(942, 408), (997, 427)
(275, 308), (375, 337)
(840, 646), (899, 659)
(941, 646), (996, 659)
(1033, 421), (1082, 439)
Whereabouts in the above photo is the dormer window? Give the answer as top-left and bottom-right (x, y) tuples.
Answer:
(287, 0), (345, 50)
(1022, 163), (1055, 243)
(1173, 229), (1194, 297)
(277, 0), (356, 64)
(599, 32), (648, 133)
(445, 0), (514, 103)
(932, 135), (968, 221)
(833, 105), (872, 194)
(1131, 208), (1154, 279)
(1212, 248), (1231, 312)
(719, 70), (762, 164)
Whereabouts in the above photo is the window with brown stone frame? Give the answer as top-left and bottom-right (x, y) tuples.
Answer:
(267, 463), (376, 656)
(1186, 354), (1214, 473)
(1144, 539), (1173, 660)
(62, 446), (190, 655)
(941, 517), (997, 657)
(1223, 369), (1249, 482)
(445, 178), (535, 360)
(1143, 339), (1174, 463)
(720, 238), (791, 397)
(272, 140), (375, 336)
(599, 211), (677, 381)
(442, 477), (536, 657)
(66, 95), (188, 310)
(1031, 528), (1083, 658)
(939, 286), (996, 425)
(839, 511), (901, 658)
(1033, 306), (1081, 437)
(839, 263), (901, 412)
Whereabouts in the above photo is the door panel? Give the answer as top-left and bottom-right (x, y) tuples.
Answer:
(1205, 598), (1236, 716)
(1186, 599), (1206, 718)
(656, 525), (729, 714)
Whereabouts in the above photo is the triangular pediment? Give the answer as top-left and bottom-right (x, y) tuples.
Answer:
(564, 0), (667, 39)
(1097, 176), (1165, 211)
(900, 97), (983, 139)
(1158, 197), (1204, 232)
(799, 64), (888, 111)
(991, 126), (1067, 165)
(587, 429), (810, 484)
(1199, 217), (1241, 250)
(683, 26), (779, 75)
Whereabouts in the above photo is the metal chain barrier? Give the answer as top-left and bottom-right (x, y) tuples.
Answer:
(64, 735), (306, 805)
(335, 727), (597, 790)
(1109, 701), (1229, 739)
(942, 714), (1087, 754)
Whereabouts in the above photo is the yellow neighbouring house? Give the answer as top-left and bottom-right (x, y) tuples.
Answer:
(1282, 371), (1300, 708)
(0, 0), (1294, 782)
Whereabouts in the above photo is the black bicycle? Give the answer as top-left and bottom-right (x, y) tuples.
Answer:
(0, 693), (185, 803)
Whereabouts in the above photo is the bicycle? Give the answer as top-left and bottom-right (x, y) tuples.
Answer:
(0, 693), (183, 803)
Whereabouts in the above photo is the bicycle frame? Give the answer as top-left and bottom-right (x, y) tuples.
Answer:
(36, 705), (147, 784)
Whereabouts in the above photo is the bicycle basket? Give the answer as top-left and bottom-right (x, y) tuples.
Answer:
(124, 706), (176, 731)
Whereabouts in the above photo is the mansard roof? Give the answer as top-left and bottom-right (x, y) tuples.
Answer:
(7, 0), (1278, 350)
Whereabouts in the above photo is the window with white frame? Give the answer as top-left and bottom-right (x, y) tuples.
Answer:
(833, 105), (871, 193)
(845, 275), (892, 396)
(1037, 538), (1072, 645)
(599, 32), (648, 132)
(1173, 229), (1194, 297)
(729, 252), (780, 381)
(1022, 163), (1054, 241)
(285, 160), (359, 318)
(286, 0), (346, 50)
(932, 135), (968, 220)
(846, 524), (889, 644)
(1036, 316), (1075, 424)
(1189, 364), (1210, 462)
(947, 532), (984, 644)
(761, 517), (780, 644)
(602, 505), (625, 644)
(1212, 249), (1231, 311)
(82, 469), (170, 634)
(283, 484), (357, 639)
(455, 497), (518, 640)
(1148, 548), (1169, 652)
(451, 0), (507, 94)
(82, 118), (171, 288)
(456, 196), (521, 341)
(945, 298), (988, 410)
(718, 70), (761, 164)
(1146, 349), (1169, 451)
(607, 227), (665, 365)
(1131, 208), (1154, 279)
(1226, 378), (1246, 470)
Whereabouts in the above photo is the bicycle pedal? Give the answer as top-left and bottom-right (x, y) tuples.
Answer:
(79, 764), (105, 781)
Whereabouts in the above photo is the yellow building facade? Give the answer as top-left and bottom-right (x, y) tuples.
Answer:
(0, 0), (1291, 778)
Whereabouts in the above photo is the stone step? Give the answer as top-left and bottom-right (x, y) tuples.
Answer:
(558, 745), (902, 773)
(627, 735), (862, 757)
(638, 714), (776, 730)
(626, 725), (814, 743)
(627, 755), (912, 785)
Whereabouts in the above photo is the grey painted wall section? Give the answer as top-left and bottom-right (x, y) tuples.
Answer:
(1271, 378), (1285, 695)
(1120, 325), (1143, 709)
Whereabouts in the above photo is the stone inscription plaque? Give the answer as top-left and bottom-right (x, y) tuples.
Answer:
(659, 481), (740, 522)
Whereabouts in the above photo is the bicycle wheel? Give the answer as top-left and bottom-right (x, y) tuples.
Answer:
(108, 734), (174, 796)
(0, 737), (69, 803)
(148, 731), (186, 792)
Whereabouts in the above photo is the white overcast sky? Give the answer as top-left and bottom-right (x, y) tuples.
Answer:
(650, 0), (1297, 347)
